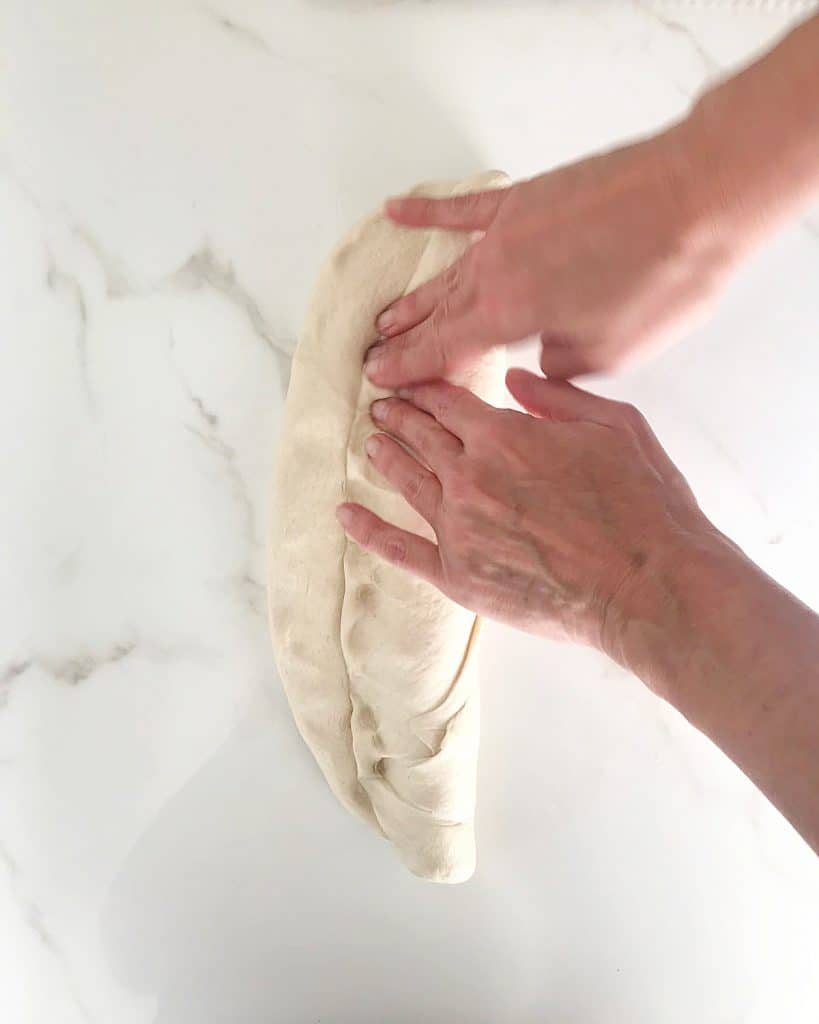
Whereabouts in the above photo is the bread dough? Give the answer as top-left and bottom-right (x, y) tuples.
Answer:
(268, 172), (507, 883)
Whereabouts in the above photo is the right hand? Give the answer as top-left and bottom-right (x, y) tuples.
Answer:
(366, 121), (736, 388)
(338, 370), (711, 654)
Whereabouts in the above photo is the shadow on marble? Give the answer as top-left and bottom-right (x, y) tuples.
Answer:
(93, 13), (521, 1019)
(99, 713), (512, 1024)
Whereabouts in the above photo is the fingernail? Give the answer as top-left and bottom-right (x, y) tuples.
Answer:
(396, 388), (412, 400)
(376, 310), (396, 333)
(371, 399), (388, 422)
(365, 435), (381, 458)
(365, 354), (384, 382)
(364, 341), (383, 363)
(336, 504), (354, 528)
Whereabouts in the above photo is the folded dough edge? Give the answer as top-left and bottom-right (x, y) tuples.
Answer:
(269, 171), (508, 882)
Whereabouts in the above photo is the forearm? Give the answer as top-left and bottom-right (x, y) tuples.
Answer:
(614, 530), (819, 853)
(681, 12), (819, 256)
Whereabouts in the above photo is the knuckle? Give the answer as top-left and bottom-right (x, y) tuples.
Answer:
(434, 332), (457, 376)
(494, 408), (523, 437)
(457, 193), (481, 218)
(404, 471), (432, 509)
(443, 262), (461, 291)
(393, 293), (415, 320)
(376, 398), (400, 428)
(382, 535), (407, 564)
(393, 332), (415, 358)
(432, 387), (455, 421)
(430, 299), (450, 335)
(387, 397), (406, 424)
(617, 402), (647, 431)
(374, 437), (395, 471)
(462, 545), (490, 581)
(396, 329), (423, 365)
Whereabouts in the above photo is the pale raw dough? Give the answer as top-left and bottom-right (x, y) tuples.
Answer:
(268, 172), (507, 883)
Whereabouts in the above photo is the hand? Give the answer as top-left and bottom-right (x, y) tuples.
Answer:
(336, 370), (710, 652)
(366, 123), (735, 388)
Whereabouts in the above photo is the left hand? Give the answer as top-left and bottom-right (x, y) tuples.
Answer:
(336, 369), (708, 652)
(366, 122), (732, 388)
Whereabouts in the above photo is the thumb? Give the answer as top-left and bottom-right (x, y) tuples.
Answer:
(538, 333), (605, 379)
(505, 368), (592, 422)
(385, 188), (509, 232)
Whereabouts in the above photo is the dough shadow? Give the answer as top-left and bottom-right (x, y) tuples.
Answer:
(100, 713), (517, 1024)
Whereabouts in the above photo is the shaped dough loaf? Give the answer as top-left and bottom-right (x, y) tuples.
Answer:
(269, 172), (507, 882)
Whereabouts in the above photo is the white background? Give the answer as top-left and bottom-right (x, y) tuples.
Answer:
(2, 2), (819, 1022)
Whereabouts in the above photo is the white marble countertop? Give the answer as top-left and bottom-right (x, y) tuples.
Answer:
(3, 2), (819, 1022)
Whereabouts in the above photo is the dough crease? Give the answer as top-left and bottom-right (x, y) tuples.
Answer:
(269, 171), (507, 882)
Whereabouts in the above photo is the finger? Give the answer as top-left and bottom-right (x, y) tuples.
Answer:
(376, 258), (464, 339)
(366, 306), (488, 389)
(505, 369), (589, 421)
(384, 188), (509, 231)
(538, 335), (607, 379)
(336, 503), (442, 585)
(506, 367), (651, 434)
(365, 433), (442, 524)
(370, 396), (461, 472)
(400, 381), (493, 442)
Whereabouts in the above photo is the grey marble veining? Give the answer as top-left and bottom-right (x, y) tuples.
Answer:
(2, 2), (818, 1022)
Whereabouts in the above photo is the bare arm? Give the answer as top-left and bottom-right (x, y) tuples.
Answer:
(614, 12), (819, 851)
(689, 10), (819, 253)
(337, 372), (819, 853)
(611, 532), (819, 853)
(367, 13), (819, 387)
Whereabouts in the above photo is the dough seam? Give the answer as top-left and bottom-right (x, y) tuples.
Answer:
(358, 617), (482, 825)
(337, 357), (382, 832)
(271, 171), (507, 881)
(338, 208), (465, 839)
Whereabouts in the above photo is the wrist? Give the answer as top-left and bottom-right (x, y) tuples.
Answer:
(675, 92), (765, 264)
(601, 520), (743, 703)
(606, 513), (819, 853)
(660, 108), (750, 282)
